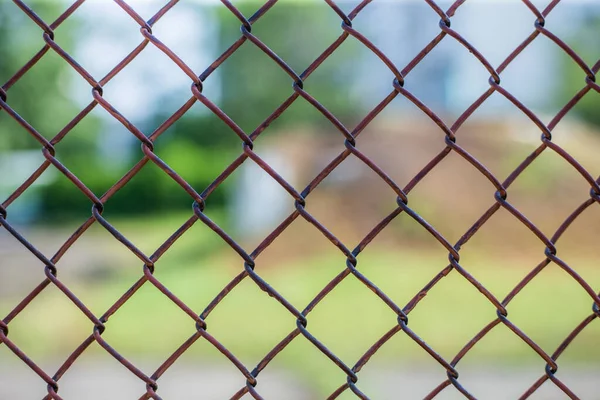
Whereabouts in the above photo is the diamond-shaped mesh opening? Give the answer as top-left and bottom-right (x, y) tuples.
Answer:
(459, 205), (546, 263)
(243, 1), (344, 73)
(201, 157), (296, 250)
(302, 270), (398, 360)
(209, 37), (302, 135)
(300, 153), (400, 246)
(250, 214), (337, 272)
(1, 282), (92, 360)
(129, 3), (210, 73)
(402, 33), (491, 118)
(145, 142), (236, 208)
(197, 274), (294, 366)
(2, 48), (89, 141)
(504, 149), (593, 235)
(54, 340), (152, 400)
(44, 106), (116, 188)
(96, 171), (201, 254)
(552, 319), (600, 369)
(1, 162), (94, 225)
(92, 45), (196, 131)
(68, 1), (150, 80)
(149, 217), (229, 278)
(292, 37), (369, 129)
(506, 263), (599, 351)
(399, 150), (498, 245)
(355, 115), (448, 185)
(451, 92), (547, 173)
(407, 268), (502, 360)
(352, 232), (453, 300)
(97, 281), (197, 363)
(45, 222), (153, 309)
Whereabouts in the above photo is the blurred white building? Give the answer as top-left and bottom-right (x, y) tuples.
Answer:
(357, 0), (591, 115)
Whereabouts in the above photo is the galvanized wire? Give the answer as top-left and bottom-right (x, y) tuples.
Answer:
(1, 0), (599, 399)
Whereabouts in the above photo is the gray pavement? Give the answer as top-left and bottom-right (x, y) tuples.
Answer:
(1, 362), (598, 399)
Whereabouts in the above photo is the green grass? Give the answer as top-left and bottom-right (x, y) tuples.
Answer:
(1, 215), (599, 396)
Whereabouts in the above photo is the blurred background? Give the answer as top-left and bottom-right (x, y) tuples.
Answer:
(1, 0), (599, 398)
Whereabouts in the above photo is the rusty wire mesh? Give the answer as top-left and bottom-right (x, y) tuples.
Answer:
(1, 0), (599, 399)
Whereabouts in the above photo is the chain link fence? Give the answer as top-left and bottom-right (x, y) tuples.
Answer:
(1, 0), (599, 399)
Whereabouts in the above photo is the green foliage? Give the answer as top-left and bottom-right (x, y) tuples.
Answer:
(0, 1), (105, 220)
(0, 1), (94, 151)
(216, 2), (361, 132)
(558, 10), (600, 127)
(115, 139), (231, 214)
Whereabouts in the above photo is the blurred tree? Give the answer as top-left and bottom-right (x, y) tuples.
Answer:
(558, 9), (600, 127)
(0, 1), (103, 219)
(215, 2), (361, 133)
(136, 2), (362, 215)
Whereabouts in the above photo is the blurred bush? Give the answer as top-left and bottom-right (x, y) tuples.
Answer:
(215, 2), (360, 132)
(1, 2), (360, 222)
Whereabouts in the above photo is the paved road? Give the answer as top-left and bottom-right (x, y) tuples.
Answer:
(1, 362), (598, 399)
